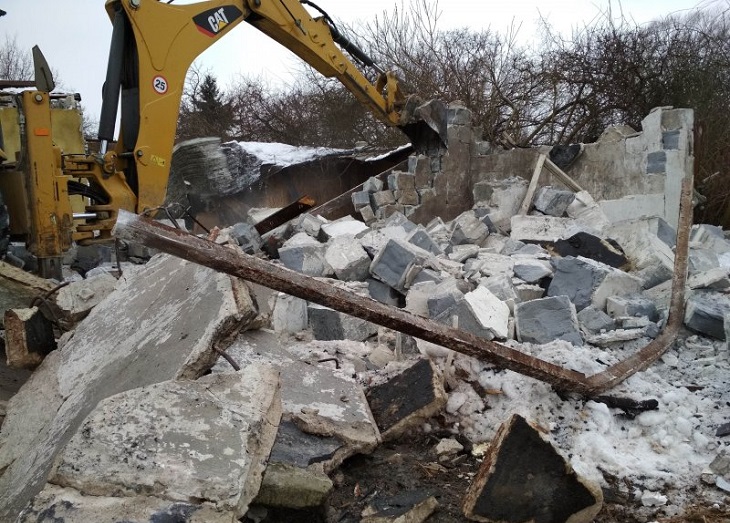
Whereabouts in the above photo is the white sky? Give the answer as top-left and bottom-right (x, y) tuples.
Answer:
(1, 0), (718, 125)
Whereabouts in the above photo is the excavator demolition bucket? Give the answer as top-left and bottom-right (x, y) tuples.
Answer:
(399, 98), (449, 155)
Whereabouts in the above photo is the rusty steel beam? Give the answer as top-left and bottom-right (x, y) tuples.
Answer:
(113, 173), (693, 396)
(254, 195), (316, 235)
(114, 210), (588, 391)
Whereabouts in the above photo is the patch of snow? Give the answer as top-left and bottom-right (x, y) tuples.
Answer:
(235, 141), (346, 167)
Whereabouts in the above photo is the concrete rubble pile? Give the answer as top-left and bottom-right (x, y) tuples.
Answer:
(0, 104), (729, 522)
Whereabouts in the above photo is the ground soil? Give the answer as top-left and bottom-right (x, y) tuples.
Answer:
(247, 427), (730, 523)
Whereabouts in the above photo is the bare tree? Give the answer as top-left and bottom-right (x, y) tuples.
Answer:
(0, 35), (33, 81)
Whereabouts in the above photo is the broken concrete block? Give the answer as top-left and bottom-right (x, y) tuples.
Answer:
(325, 235), (371, 281)
(4, 307), (57, 369)
(0, 254), (258, 520)
(607, 218), (675, 287)
(254, 462), (333, 509)
(292, 213), (325, 238)
(427, 279), (466, 318)
(370, 239), (430, 292)
(20, 485), (234, 523)
(352, 189), (372, 210)
(361, 492), (439, 523)
(319, 216), (369, 241)
(278, 232), (333, 277)
(533, 186), (576, 217)
(450, 210), (490, 246)
(54, 271), (118, 322)
(566, 190), (611, 233)
(215, 332), (380, 471)
(463, 414), (603, 522)
(464, 252), (514, 279)
(606, 294), (659, 322)
(463, 286), (511, 340)
(371, 190), (397, 208)
(366, 358), (446, 441)
(49, 367), (281, 518)
(270, 292), (308, 333)
(688, 267), (730, 291)
(363, 176), (384, 193)
(684, 291), (730, 340)
(367, 278), (403, 307)
(691, 224), (730, 253)
(449, 244), (480, 263)
(577, 306), (616, 334)
(230, 221), (263, 254)
(689, 247), (721, 274)
(406, 226), (443, 255)
(512, 258), (552, 283)
(479, 275), (518, 312)
(586, 328), (649, 346)
(388, 171), (416, 191)
(308, 303), (378, 342)
(548, 256), (643, 311)
(510, 215), (575, 243)
(359, 204), (376, 225)
(554, 232), (628, 269)
(514, 283), (545, 303)
(478, 177), (528, 231)
(515, 295), (583, 346)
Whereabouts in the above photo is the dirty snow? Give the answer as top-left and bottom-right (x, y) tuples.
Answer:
(427, 333), (730, 515)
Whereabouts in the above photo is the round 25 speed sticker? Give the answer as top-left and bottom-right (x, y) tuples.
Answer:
(153, 75), (169, 95)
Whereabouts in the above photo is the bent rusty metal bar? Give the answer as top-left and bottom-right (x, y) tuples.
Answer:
(113, 175), (692, 397)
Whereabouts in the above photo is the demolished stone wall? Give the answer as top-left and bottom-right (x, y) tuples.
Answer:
(471, 107), (693, 229)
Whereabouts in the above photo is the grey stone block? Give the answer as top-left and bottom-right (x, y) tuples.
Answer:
(684, 291), (730, 340)
(427, 279), (466, 318)
(388, 171), (416, 191)
(548, 256), (643, 311)
(606, 294), (659, 322)
(324, 236), (371, 281)
(646, 150), (666, 174)
(319, 217), (369, 242)
(407, 226), (443, 255)
(278, 233), (332, 277)
(533, 186), (576, 217)
(394, 188), (419, 205)
(463, 414), (603, 522)
(513, 258), (552, 283)
(515, 295), (583, 346)
(351, 190), (372, 209)
(370, 239), (430, 292)
(362, 177), (384, 193)
(230, 221), (263, 254)
(308, 303), (377, 341)
(367, 278), (403, 307)
(450, 210), (490, 246)
(370, 190), (396, 208)
(577, 306), (616, 334)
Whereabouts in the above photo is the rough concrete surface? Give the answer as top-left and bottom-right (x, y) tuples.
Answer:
(46, 367), (281, 518)
(0, 254), (257, 520)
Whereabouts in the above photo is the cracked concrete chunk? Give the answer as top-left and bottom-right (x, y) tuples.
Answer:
(515, 296), (583, 346)
(50, 367), (281, 518)
(0, 254), (257, 521)
(4, 307), (56, 369)
(54, 271), (118, 322)
(19, 485), (235, 523)
(366, 358), (447, 441)
(254, 462), (333, 509)
(463, 414), (603, 523)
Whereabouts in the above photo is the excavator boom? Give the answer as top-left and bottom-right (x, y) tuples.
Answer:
(0, 0), (445, 277)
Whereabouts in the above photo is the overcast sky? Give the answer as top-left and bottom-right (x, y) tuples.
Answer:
(1, 0), (719, 125)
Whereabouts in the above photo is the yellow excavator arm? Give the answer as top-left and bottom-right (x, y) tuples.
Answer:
(95, 0), (423, 212)
(8, 0), (443, 277)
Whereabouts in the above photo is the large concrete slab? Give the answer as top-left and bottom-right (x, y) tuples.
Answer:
(43, 367), (281, 518)
(19, 485), (235, 523)
(0, 254), (257, 521)
(213, 330), (381, 472)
